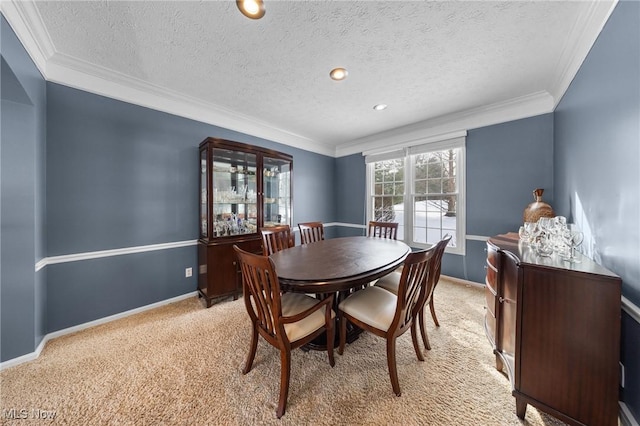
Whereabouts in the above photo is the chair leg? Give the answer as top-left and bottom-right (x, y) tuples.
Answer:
(338, 312), (347, 355)
(243, 323), (259, 374)
(419, 308), (431, 351)
(326, 318), (336, 367)
(429, 299), (440, 327)
(386, 338), (401, 396)
(411, 320), (425, 361)
(276, 349), (291, 419)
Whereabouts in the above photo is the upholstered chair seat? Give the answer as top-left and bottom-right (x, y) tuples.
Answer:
(373, 271), (402, 295)
(281, 292), (336, 341)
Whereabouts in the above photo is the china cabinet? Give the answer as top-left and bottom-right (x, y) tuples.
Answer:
(198, 137), (292, 307)
(485, 232), (621, 426)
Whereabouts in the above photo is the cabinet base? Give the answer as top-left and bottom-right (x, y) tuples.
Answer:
(198, 288), (240, 308)
(515, 396), (527, 419)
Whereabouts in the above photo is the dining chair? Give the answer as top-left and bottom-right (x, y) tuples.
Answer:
(374, 235), (451, 350)
(337, 249), (434, 396)
(368, 221), (399, 240)
(426, 234), (452, 333)
(298, 221), (325, 244)
(233, 245), (335, 418)
(261, 225), (295, 256)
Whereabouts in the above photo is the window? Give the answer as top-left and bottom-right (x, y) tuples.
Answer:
(372, 158), (406, 238)
(365, 135), (466, 254)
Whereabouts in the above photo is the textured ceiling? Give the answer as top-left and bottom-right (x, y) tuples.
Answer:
(6, 1), (616, 156)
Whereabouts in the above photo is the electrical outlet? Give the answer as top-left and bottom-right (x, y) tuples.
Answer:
(185, 267), (193, 278)
(620, 362), (625, 388)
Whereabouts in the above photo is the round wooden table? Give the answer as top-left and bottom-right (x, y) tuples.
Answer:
(270, 236), (411, 349)
(270, 236), (410, 293)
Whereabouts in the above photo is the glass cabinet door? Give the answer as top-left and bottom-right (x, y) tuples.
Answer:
(211, 148), (258, 237)
(200, 149), (208, 238)
(262, 156), (292, 228)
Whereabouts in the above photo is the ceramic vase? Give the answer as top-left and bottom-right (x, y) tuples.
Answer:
(523, 188), (555, 223)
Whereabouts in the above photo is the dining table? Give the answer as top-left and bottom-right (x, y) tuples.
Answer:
(269, 235), (411, 349)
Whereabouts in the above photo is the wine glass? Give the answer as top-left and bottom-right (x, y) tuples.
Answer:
(538, 217), (554, 233)
(536, 232), (554, 257)
(519, 226), (528, 242)
(524, 222), (537, 244)
(530, 222), (544, 249)
(561, 229), (584, 262)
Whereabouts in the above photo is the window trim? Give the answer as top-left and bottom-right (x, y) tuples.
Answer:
(365, 134), (466, 255)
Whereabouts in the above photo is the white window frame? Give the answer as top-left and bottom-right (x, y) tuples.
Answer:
(365, 134), (466, 255)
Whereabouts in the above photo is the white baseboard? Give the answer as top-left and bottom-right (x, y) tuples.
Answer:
(441, 274), (484, 289)
(0, 291), (198, 371)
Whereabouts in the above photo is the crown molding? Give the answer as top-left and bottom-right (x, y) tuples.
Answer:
(1, 1), (336, 157)
(0, 0), (54, 76)
(549, 0), (618, 108)
(336, 91), (555, 158)
(44, 52), (336, 157)
(2, 0), (615, 159)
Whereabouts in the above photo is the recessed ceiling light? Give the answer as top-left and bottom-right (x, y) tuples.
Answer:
(236, 0), (265, 19)
(329, 68), (348, 81)
(373, 104), (388, 111)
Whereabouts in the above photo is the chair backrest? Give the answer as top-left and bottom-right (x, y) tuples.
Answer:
(368, 221), (399, 240)
(261, 225), (295, 256)
(431, 234), (452, 285)
(419, 235), (452, 307)
(234, 245), (283, 342)
(298, 222), (325, 244)
(391, 249), (434, 334)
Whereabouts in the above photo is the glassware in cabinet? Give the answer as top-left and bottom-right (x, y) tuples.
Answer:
(200, 150), (208, 237)
(262, 156), (292, 228)
(211, 148), (258, 237)
(198, 137), (293, 307)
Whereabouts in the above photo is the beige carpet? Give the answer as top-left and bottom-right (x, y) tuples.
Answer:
(0, 278), (566, 425)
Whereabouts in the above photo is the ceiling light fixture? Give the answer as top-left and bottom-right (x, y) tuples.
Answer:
(373, 104), (388, 111)
(236, 0), (265, 19)
(329, 68), (348, 81)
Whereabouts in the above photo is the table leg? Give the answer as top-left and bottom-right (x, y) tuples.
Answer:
(302, 289), (363, 351)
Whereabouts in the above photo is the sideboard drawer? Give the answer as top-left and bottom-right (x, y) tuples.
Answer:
(487, 243), (500, 269)
(485, 259), (498, 288)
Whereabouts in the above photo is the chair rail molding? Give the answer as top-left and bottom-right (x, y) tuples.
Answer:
(35, 240), (198, 271)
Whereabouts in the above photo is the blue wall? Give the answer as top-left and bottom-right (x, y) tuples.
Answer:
(45, 83), (336, 333)
(333, 154), (367, 238)
(554, 0), (640, 419)
(2, 8), (639, 423)
(457, 114), (554, 283)
(1, 12), (335, 360)
(333, 114), (555, 284)
(1, 16), (47, 361)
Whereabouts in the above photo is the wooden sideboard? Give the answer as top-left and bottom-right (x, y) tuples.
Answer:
(485, 232), (621, 426)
